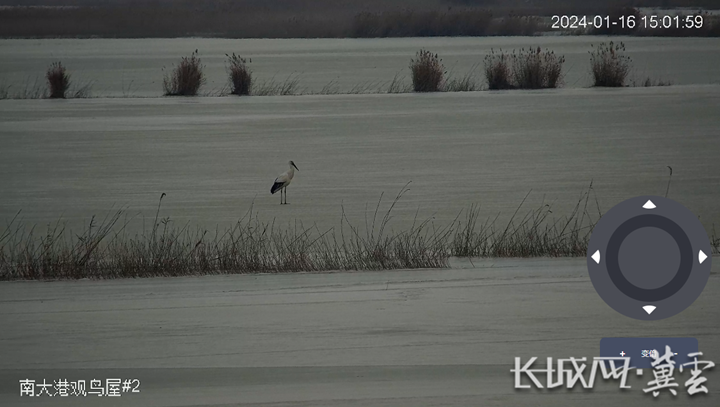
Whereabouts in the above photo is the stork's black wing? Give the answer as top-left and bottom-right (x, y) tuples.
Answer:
(271, 180), (284, 194)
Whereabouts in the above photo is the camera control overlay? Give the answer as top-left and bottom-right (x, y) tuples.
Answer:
(587, 196), (711, 320)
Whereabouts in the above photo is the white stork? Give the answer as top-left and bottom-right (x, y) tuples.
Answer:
(270, 161), (299, 204)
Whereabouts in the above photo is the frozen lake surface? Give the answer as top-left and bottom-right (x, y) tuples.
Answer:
(0, 259), (718, 406)
(1, 37), (720, 96)
(1, 86), (719, 235)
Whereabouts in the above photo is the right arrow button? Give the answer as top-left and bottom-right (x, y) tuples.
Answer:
(699, 250), (708, 264)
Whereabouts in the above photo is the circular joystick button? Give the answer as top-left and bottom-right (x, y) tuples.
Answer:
(587, 196), (711, 320)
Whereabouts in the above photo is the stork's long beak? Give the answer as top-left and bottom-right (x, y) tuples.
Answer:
(293, 163), (299, 171)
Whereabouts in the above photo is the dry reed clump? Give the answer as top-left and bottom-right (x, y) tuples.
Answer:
(483, 49), (512, 90)
(410, 49), (445, 92)
(483, 47), (565, 90)
(163, 50), (205, 96)
(511, 47), (565, 89)
(46, 61), (70, 98)
(589, 42), (632, 87)
(226, 53), (252, 96)
(0, 185), (620, 281)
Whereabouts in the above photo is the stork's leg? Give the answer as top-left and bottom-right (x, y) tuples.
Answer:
(280, 188), (283, 205)
(285, 187), (288, 204)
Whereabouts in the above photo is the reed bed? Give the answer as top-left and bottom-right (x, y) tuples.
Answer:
(0, 185), (635, 281)
(483, 47), (565, 90)
(0, 188), (446, 280)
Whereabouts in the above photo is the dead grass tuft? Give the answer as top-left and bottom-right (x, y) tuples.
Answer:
(46, 61), (70, 99)
(410, 49), (445, 93)
(226, 53), (252, 96)
(511, 47), (565, 89)
(484, 49), (512, 90)
(163, 50), (205, 96)
(590, 42), (632, 87)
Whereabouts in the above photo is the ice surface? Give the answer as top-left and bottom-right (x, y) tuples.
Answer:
(0, 259), (717, 405)
(1, 86), (719, 234)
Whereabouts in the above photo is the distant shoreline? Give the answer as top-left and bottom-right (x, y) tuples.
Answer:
(1, 3), (719, 39)
(2, 36), (718, 99)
